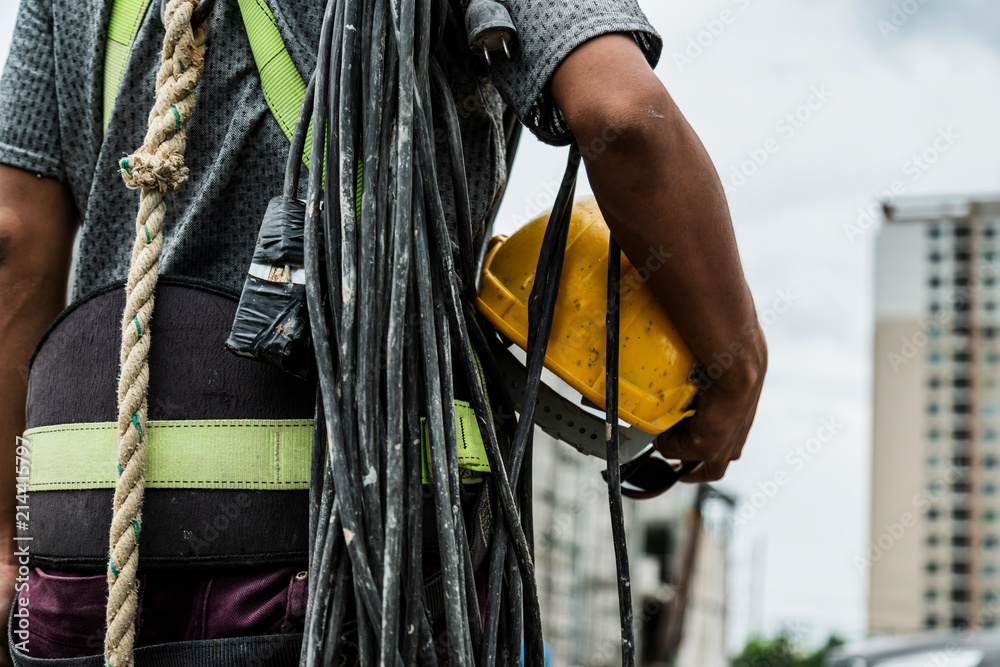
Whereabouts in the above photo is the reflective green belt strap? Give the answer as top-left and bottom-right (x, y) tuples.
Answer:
(24, 406), (491, 491)
(23, 419), (313, 491)
(420, 400), (491, 486)
(103, 0), (312, 166)
(103, 0), (154, 131)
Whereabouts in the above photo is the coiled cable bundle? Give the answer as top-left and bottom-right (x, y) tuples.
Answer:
(264, 0), (648, 664)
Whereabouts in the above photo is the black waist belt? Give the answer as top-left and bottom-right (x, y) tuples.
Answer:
(22, 281), (316, 571)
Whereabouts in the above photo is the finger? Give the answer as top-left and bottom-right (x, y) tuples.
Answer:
(654, 421), (705, 462)
(681, 459), (729, 484)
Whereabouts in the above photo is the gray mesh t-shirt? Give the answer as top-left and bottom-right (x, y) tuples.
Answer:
(0, 0), (660, 303)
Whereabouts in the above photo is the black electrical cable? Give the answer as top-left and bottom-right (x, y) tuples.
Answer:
(289, 0), (625, 665)
(605, 235), (636, 667)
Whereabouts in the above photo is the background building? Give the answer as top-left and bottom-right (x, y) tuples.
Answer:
(870, 196), (1000, 633)
(531, 431), (733, 666)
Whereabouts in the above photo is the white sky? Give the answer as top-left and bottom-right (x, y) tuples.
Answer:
(3, 0), (999, 655)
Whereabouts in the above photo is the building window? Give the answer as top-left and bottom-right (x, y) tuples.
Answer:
(953, 535), (971, 547)
(985, 327), (998, 340)
(984, 456), (999, 470)
(984, 483), (998, 496)
(985, 430), (997, 442)
(951, 616), (968, 629)
(954, 508), (971, 521)
(927, 454), (942, 467)
(953, 429), (971, 440)
(954, 350), (972, 363)
(929, 226), (942, 239)
(927, 561), (941, 573)
(988, 275), (998, 287)
(930, 252), (943, 263)
(953, 377), (971, 389)
(953, 403), (971, 415)
(928, 429), (941, 441)
(984, 509), (998, 523)
(928, 403), (941, 415)
(984, 536), (999, 550)
(953, 481), (972, 493)
(952, 589), (971, 602)
(929, 276), (942, 288)
(956, 251), (972, 262)
(925, 615), (940, 629)
(985, 226), (996, 239)
(984, 563), (999, 577)
(952, 561), (970, 574)
(985, 403), (999, 417)
(928, 349), (943, 364)
(928, 507), (941, 520)
(986, 350), (1000, 365)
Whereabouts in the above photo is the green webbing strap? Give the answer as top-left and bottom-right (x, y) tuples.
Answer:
(103, 0), (312, 166)
(103, 0), (154, 131)
(420, 401), (491, 485)
(23, 419), (313, 491)
(235, 0), (313, 167)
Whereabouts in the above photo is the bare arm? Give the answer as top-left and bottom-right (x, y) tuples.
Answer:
(551, 34), (766, 482)
(0, 165), (76, 626)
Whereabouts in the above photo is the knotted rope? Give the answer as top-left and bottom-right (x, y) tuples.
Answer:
(105, 0), (207, 664)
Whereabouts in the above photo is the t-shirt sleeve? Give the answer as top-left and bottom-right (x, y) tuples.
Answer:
(486, 0), (662, 146)
(0, 0), (64, 179)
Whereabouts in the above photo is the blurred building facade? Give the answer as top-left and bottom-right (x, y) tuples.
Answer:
(531, 431), (732, 666)
(870, 196), (1000, 633)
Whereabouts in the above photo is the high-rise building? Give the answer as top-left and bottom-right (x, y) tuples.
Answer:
(870, 196), (1000, 633)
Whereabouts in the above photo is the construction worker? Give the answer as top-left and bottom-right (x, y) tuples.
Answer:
(0, 0), (766, 663)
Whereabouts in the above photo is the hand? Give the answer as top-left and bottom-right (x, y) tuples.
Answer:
(654, 325), (767, 482)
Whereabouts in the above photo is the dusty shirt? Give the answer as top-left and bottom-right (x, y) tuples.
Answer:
(0, 0), (660, 302)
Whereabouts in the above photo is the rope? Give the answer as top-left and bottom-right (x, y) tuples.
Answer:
(104, 0), (207, 664)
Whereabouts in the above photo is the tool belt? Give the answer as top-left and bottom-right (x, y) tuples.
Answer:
(21, 280), (316, 571)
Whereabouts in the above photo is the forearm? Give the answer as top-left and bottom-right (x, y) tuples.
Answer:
(552, 34), (764, 386)
(583, 102), (763, 379)
(0, 167), (76, 563)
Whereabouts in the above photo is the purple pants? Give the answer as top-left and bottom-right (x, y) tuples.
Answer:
(17, 567), (307, 659)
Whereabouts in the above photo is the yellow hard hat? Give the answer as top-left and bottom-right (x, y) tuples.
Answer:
(476, 196), (697, 444)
